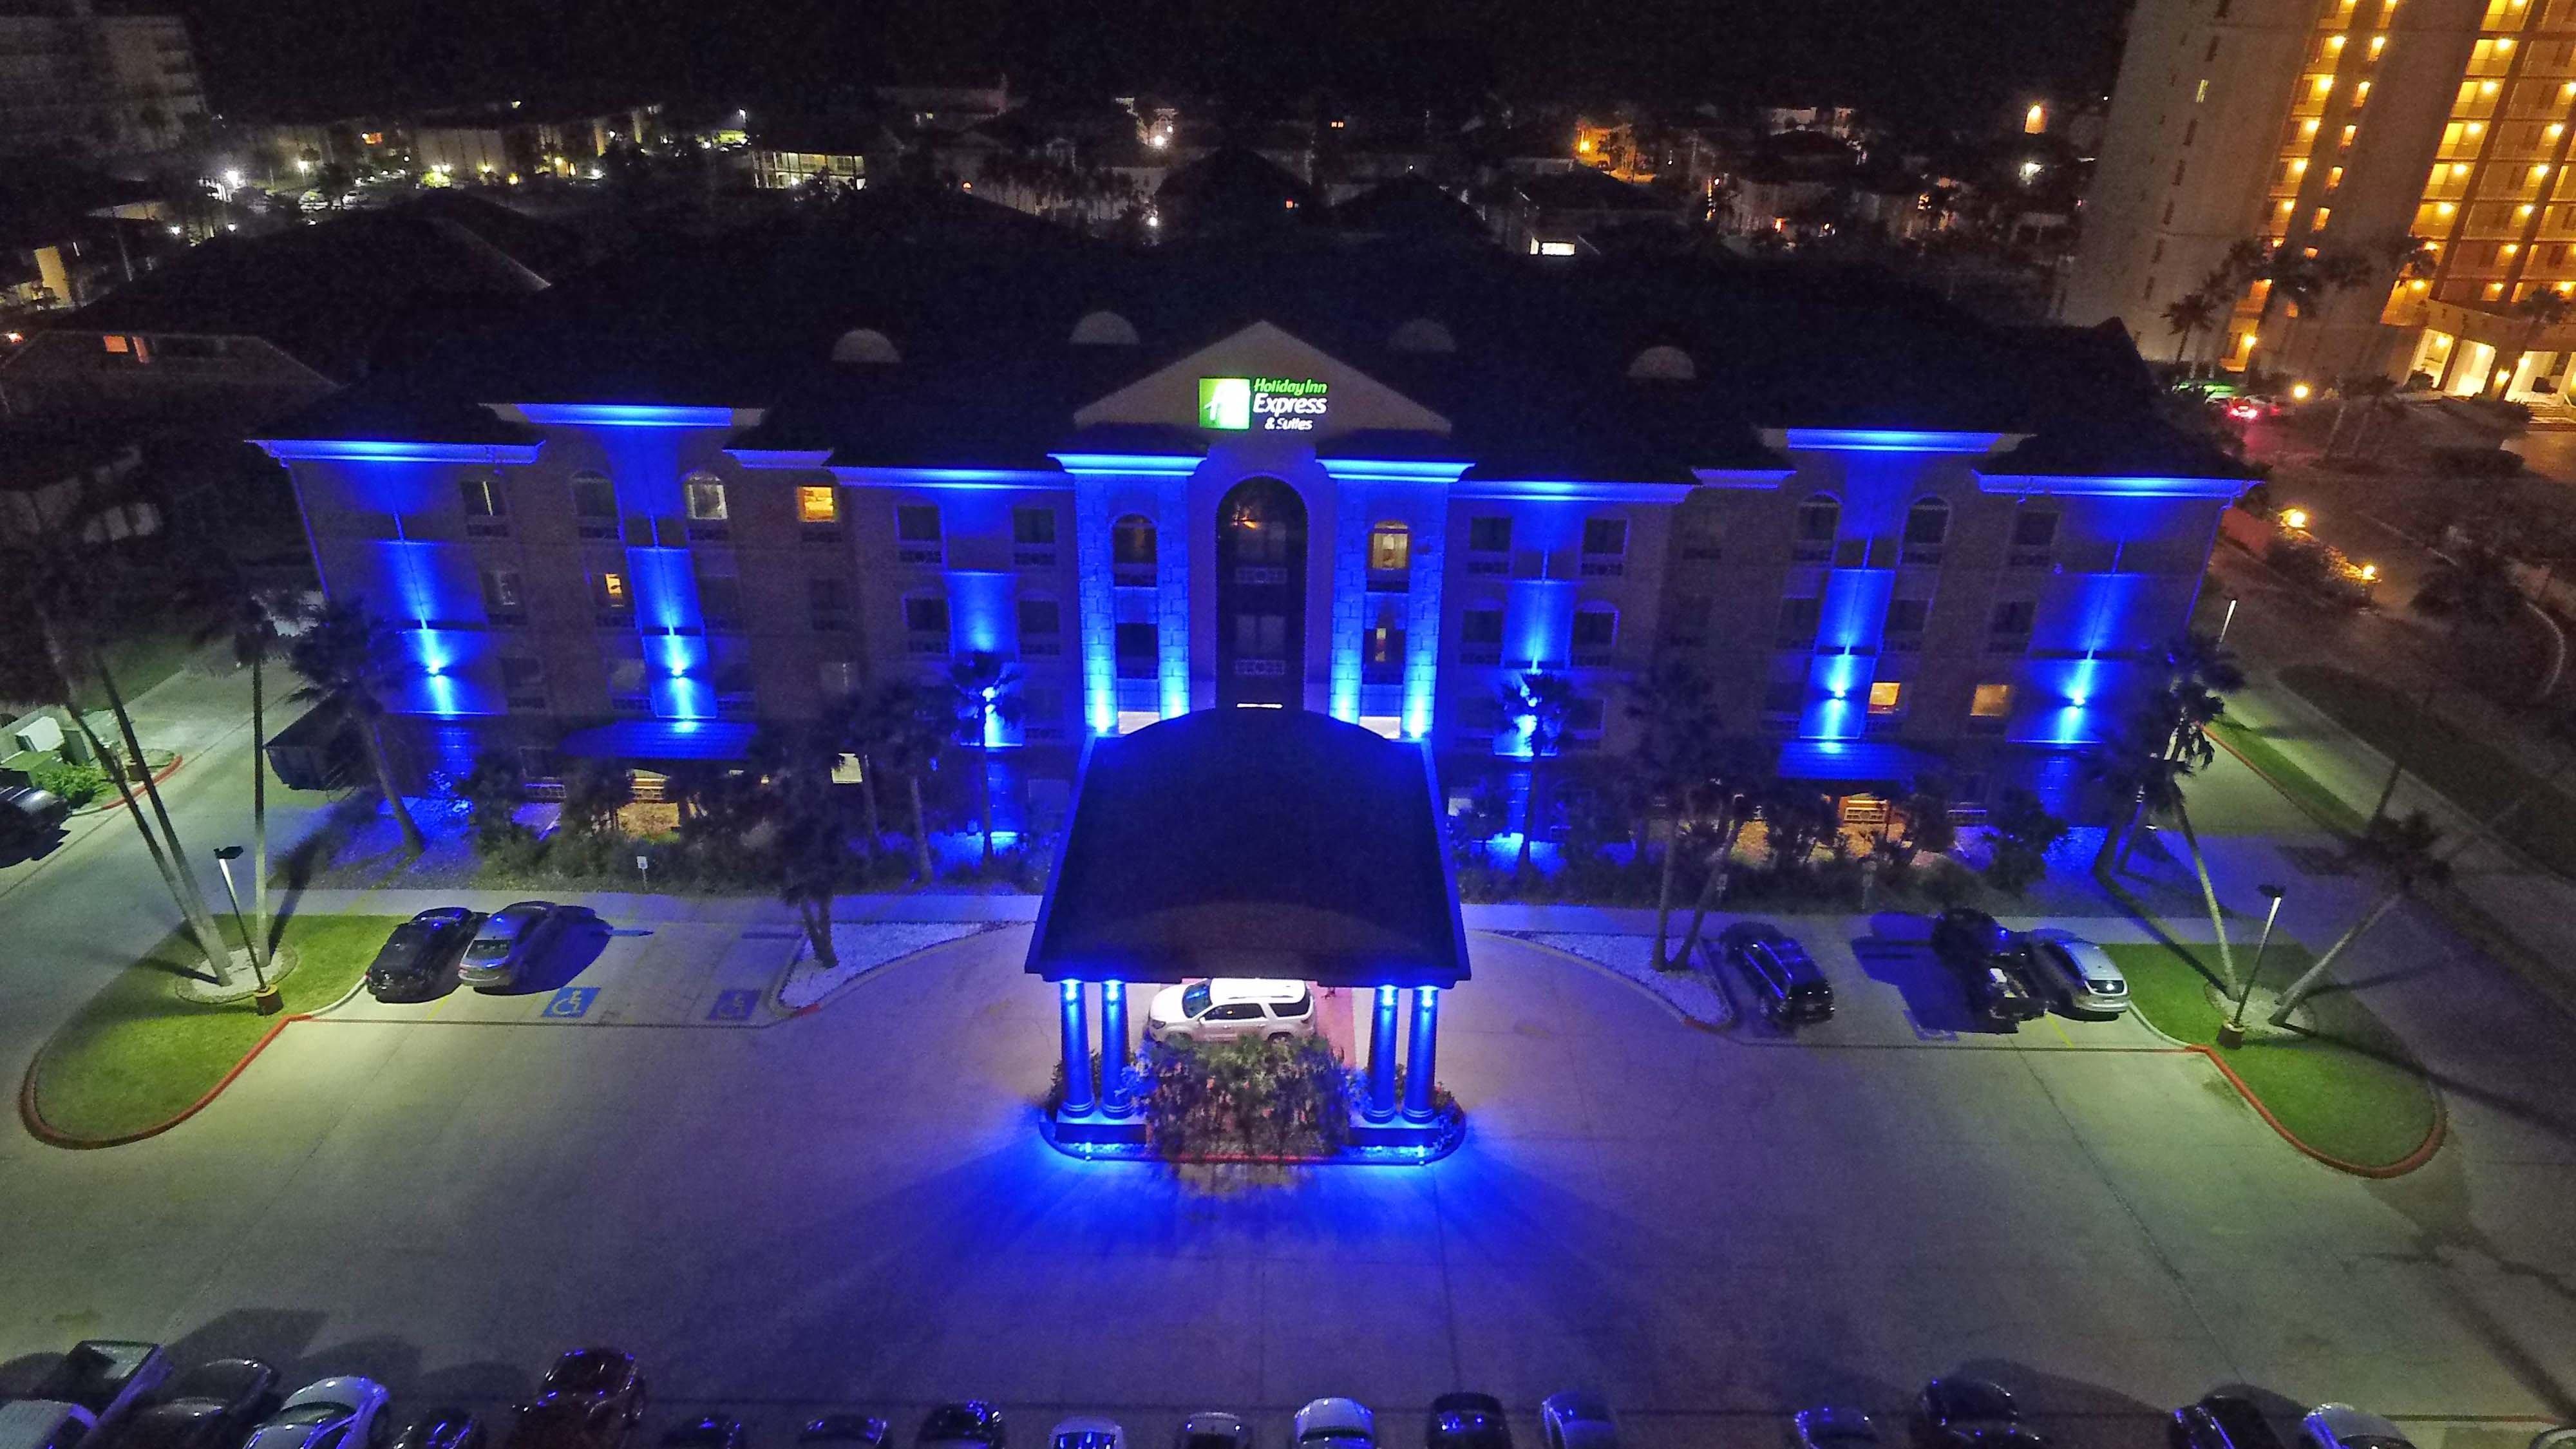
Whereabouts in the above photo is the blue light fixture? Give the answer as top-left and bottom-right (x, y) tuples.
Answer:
(1783, 428), (2009, 454)
(516, 402), (741, 429)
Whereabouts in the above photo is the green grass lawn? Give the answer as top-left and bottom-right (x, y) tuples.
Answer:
(2205, 715), (2368, 836)
(2278, 663), (2576, 873)
(28, 914), (400, 1142)
(2101, 940), (2441, 1169)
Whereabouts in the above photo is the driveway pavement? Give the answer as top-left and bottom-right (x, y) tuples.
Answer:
(3, 928), (2569, 1449)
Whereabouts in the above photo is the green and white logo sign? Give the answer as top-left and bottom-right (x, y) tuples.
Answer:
(1197, 375), (1329, 432)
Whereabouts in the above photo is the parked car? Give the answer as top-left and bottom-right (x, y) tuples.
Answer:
(1, 1401), (100, 1449)
(365, 907), (478, 1002)
(1046, 1420), (1121, 1449)
(1146, 978), (1316, 1046)
(1929, 910), (2012, 974)
(35, 1343), (172, 1435)
(1538, 1394), (1614, 1449)
(1424, 1396), (1507, 1449)
(511, 1350), (646, 1449)
(658, 1421), (743, 1449)
(1716, 922), (1833, 1025)
(916, 1406), (1003, 1449)
(1293, 1402), (1373, 1449)
(1931, 911), (2044, 1025)
(388, 1414), (486, 1449)
(798, 1421), (886, 1449)
(2169, 1396), (2284, 1449)
(459, 902), (574, 990)
(2020, 933), (2131, 1015)
(1912, 1379), (2045, 1449)
(1795, 1409), (1879, 1449)
(2299, 1408), (2416, 1449)
(1, 781), (69, 851)
(242, 1378), (392, 1449)
(1173, 1416), (1248, 1449)
(110, 1359), (279, 1449)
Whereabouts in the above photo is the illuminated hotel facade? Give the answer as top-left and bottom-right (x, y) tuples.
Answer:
(252, 237), (2246, 820)
(2069, 0), (2576, 397)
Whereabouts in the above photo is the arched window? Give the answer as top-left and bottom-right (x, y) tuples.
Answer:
(1068, 310), (1139, 346)
(1903, 497), (1951, 554)
(683, 470), (728, 522)
(1627, 345), (1696, 381)
(829, 327), (900, 363)
(1368, 519), (1411, 575)
(1388, 317), (1457, 354)
(1794, 493), (1839, 562)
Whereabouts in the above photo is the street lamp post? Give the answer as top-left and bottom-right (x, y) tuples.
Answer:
(2218, 882), (2286, 1049)
(211, 845), (281, 1014)
(2217, 596), (2239, 645)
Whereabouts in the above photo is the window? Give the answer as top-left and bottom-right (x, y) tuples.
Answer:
(1678, 511), (1723, 561)
(1776, 596), (1822, 644)
(1468, 516), (1512, 553)
(1666, 594), (1710, 645)
(1571, 606), (1617, 661)
(458, 475), (505, 517)
(896, 504), (942, 562)
(819, 660), (859, 698)
(1013, 506), (1057, 546)
(1368, 520), (1412, 574)
(2010, 505), (2059, 560)
(501, 656), (544, 690)
(1235, 613), (1288, 656)
(571, 472), (616, 519)
(1115, 621), (1157, 677)
(797, 486), (839, 524)
(685, 476), (728, 521)
(697, 569), (742, 626)
(1763, 679), (1806, 716)
(1795, 494), (1839, 559)
(1886, 597), (1930, 638)
(1113, 514), (1157, 567)
(1868, 680), (1904, 715)
(1989, 600), (2036, 643)
(904, 595), (949, 634)
(1971, 683), (2014, 719)
(591, 571), (630, 616)
(809, 577), (849, 629)
(1460, 607), (1504, 661)
(1364, 621), (1406, 678)
(1018, 598), (1061, 636)
(480, 567), (524, 616)
(1902, 497), (1951, 553)
(608, 658), (648, 707)
(1582, 517), (1627, 555)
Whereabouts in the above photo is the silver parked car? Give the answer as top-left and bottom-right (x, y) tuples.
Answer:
(1540, 1394), (1615, 1449)
(2022, 932), (2131, 1014)
(1292, 1401), (1372, 1449)
(2300, 1408), (2415, 1449)
(242, 1378), (392, 1449)
(1146, 978), (1316, 1046)
(458, 902), (576, 990)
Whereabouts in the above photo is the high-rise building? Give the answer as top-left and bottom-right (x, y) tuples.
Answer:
(0, 0), (206, 160)
(2067, 0), (2576, 399)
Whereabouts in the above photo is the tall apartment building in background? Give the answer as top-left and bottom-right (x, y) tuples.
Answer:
(0, 0), (206, 160)
(2067, 0), (2576, 399)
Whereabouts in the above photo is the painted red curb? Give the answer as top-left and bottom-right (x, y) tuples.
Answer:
(2183, 1041), (2448, 1178)
(64, 753), (187, 819)
(19, 1007), (309, 1151)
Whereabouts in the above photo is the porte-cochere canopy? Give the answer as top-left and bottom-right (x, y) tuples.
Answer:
(1027, 708), (1470, 989)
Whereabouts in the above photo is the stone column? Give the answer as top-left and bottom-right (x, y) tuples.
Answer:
(1099, 980), (1133, 1117)
(1401, 985), (1441, 1123)
(1057, 980), (1094, 1115)
(1363, 985), (1402, 1121)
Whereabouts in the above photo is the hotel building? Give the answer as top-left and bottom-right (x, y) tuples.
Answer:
(2067, 0), (2576, 397)
(251, 227), (2247, 827)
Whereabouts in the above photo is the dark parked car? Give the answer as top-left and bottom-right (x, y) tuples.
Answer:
(1, 782), (70, 849)
(799, 1423), (886, 1449)
(1425, 1397), (1508, 1449)
(35, 1343), (171, 1435)
(1929, 911), (2046, 1025)
(509, 1350), (646, 1449)
(659, 1421), (743, 1449)
(2170, 1396), (2284, 1449)
(1913, 1379), (2046, 1449)
(1716, 922), (1833, 1025)
(1172, 1417), (1247, 1449)
(390, 1413), (487, 1449)
(1537, 1395), (1612, 1449)
(916, 1406), (1003, 1449)
(365, 908), (478, 1002)
(1794, 1409), (1879, 1449)
(109, 1359), (279, 1449)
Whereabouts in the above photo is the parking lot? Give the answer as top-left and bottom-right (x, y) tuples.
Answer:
(3, 922), (2571, 1449)
(319, 914), (802, 1030)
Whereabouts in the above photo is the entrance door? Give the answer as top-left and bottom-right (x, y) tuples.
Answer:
(1216, 477), (1307, 709)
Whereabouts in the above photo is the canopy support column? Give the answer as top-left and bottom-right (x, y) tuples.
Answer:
(1401, 985), (1441, 1123)
(1058, 980), (1094, 1114)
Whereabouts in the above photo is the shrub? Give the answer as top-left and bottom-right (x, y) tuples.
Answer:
(28, 758), (108, 808)
(1136, 1036), (1356, 1159)
(2430, 445), (2521, 478)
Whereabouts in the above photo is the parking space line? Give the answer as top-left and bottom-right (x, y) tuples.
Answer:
(2047, 1014), (2075, 1047)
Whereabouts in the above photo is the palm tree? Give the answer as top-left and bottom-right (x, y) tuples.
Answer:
(2501, 287), (2575, 399)
(2163, 290), (2222, 379)
(286, 598), (425, 856)
(2412, 535), (2524, 629)
(852, 681), (946, 880)
(1668, 735), (1777, 971)
(1625, 660), (1720, 969)
(0, 529), (234, 981)
(2325, 373), (2399, 458)
(1497, 671), (1578, 873)
(196, 576), (304, 954)
(766, 723), (848, 968)
(945, 651), (1025, 866)
(2267, 810), (2449, 1025)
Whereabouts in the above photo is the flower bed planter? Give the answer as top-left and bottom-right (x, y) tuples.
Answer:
(1040, 1106), (1464, 1164)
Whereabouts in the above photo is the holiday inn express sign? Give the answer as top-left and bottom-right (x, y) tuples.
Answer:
(1198, 375), (1331, 432)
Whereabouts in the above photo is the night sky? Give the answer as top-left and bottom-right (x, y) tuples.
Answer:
(176, 0), (2133, 130)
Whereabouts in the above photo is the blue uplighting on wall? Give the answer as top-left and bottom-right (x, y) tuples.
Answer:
(254, 439), (544, 464)
(1973, 471), (2250, 499)
(516, 403), (742, 429)
(1784, 428), (2009, 454)
(1318, 459), (1473, 484)
(1049, 453), (1203, 477)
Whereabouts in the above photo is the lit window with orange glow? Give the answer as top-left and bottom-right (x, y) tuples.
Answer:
(2369, 34), (2385, 55)
(2328, 167), (2345, 189)
(2343, 125), (2358, 145)
(797, 486), (838, 524)
(1868, 681), (1905, 715)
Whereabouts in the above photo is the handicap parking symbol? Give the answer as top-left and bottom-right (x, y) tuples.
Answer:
(544, 986), (599, 1019)
(707, 989), (759, 1021)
